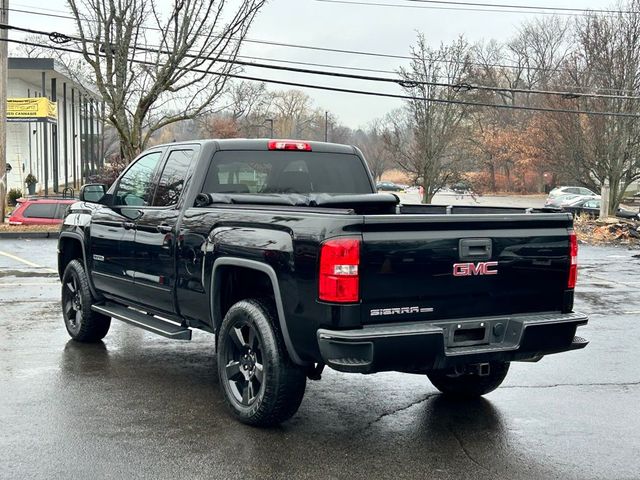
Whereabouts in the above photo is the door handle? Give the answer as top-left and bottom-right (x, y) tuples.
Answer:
(157, 224), (173, 234)
(122, 221), (136, 230)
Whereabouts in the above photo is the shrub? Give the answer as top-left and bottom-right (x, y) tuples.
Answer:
(88, 154), (129, 188)
(7, 188), (23, 206)
(25, 173), (37, 186)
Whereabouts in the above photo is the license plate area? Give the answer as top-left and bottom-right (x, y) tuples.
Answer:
(454, 327), (485, 343)
(448, 321), (490, 347)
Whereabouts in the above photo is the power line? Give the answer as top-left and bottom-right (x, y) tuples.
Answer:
(14, 0), (636, 17)
(6, 7), (640, 96)
(2, 35), (640, 119)
(5, 6), (413, 59)
(400, 0), (637, 15)
(235, 54), (397, 75)
(4, 23), (640, 102)
(313, 0), (626, 16)
(6, 3), (637, 89)
(9, 5), (401, 76)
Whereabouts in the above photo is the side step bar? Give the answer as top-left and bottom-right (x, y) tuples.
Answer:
(92, 303), (192, 340)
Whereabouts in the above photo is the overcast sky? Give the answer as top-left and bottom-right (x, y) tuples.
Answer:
(7, 0), (621, 129)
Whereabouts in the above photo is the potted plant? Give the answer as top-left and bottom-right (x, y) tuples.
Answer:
(25, 173), (38, 195)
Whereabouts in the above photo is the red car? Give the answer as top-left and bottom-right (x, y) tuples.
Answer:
(8, 198), (76, 225)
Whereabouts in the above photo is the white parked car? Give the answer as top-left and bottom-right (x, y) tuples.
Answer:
(546, 193), (601, 208)
(545, 193), (581, 208)
(548, 186), (597, 199)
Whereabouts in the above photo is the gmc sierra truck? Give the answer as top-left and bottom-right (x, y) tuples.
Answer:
(58, 139), (588, 426)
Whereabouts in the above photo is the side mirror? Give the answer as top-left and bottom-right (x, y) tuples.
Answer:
(80, 183), (107, 203)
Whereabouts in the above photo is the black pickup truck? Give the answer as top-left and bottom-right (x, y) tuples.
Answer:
(58, 139), (588, 426)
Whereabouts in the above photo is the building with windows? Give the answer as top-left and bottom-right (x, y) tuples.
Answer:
(5, 57), (103, 196)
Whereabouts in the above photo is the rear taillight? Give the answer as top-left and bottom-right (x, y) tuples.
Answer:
(319, 238), (360, 303)
(268, 140), (312, 151)
(568, 231), (578, 289)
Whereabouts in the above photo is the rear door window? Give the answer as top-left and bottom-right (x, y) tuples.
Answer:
(152, 149), (195, 206)
(23, 203), (57, 218)
(207, 159), (272, 193)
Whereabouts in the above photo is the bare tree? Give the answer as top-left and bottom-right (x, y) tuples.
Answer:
(228, 81), (269, 121)
(354, 121), (392, 181)
(466, 17), (574, 194)
(508, 17), (571, 92)
(67, 0), (265, 161)
(541, 5), (640, 212)
(386, 34), (471, 203)
(268, 90), (322, 138)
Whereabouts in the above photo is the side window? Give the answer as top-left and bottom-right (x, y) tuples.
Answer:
(23, 203), (57, 218)
(114, 151), (163, 206)
(152, 150), (194, 206)
(584, 200), (599, 209)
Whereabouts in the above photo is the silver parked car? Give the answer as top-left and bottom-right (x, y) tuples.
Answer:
(545, 193), (583, 208)
(548, 186), (597, 199)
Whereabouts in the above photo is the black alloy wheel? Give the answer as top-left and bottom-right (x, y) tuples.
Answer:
(61, 260), (111, 342)
(223, 321), (265, 406)
(62, 268), (83, 337)
(217, 299), (306, 426)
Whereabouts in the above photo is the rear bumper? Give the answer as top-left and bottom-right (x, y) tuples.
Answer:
(317, 312), (588, 374)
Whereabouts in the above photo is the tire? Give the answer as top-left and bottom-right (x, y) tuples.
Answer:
(427, 362), (510, 398)
(217, 299), (306, 427)
(61, 259), (111, 342)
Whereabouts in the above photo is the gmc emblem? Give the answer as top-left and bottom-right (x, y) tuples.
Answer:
(453, 261), (499, 277)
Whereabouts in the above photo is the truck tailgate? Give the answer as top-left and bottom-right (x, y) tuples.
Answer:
(359, 213), (574, 324)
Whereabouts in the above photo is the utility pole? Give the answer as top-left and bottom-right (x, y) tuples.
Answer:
(0, 0), (8, 223)
(265, 118), (274, 138)
(324, 111), (328, 142)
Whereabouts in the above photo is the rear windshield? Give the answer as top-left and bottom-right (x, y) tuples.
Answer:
(201, 151), (373, 195)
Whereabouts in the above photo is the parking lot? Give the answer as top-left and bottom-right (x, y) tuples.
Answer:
(1, 237), (639, 480)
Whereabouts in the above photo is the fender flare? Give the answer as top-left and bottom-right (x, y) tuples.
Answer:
(58, 231), (99, 298)
(211, 257), (308, 366)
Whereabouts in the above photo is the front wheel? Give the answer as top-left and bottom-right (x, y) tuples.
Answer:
(217, 299), (306, 427)
(427, 362), (510, 398)
(61, 259), (111, 342)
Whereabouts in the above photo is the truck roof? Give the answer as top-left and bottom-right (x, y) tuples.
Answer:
(153, 138), (357, 155)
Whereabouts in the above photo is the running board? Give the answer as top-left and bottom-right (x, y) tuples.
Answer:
(92, 303), (192, 340)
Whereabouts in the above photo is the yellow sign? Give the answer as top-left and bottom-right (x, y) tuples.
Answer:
(7, 97), (58, 123)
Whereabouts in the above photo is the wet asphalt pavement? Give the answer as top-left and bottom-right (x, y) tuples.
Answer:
(1, 238), (639, 480)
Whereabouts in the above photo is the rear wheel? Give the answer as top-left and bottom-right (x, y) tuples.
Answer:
(61, 260), (110, 342)
(427, 362), (510, 398)
(217, 299), (306, 427)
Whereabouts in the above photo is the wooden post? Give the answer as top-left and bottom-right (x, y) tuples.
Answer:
(600, 181), (610, 220)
